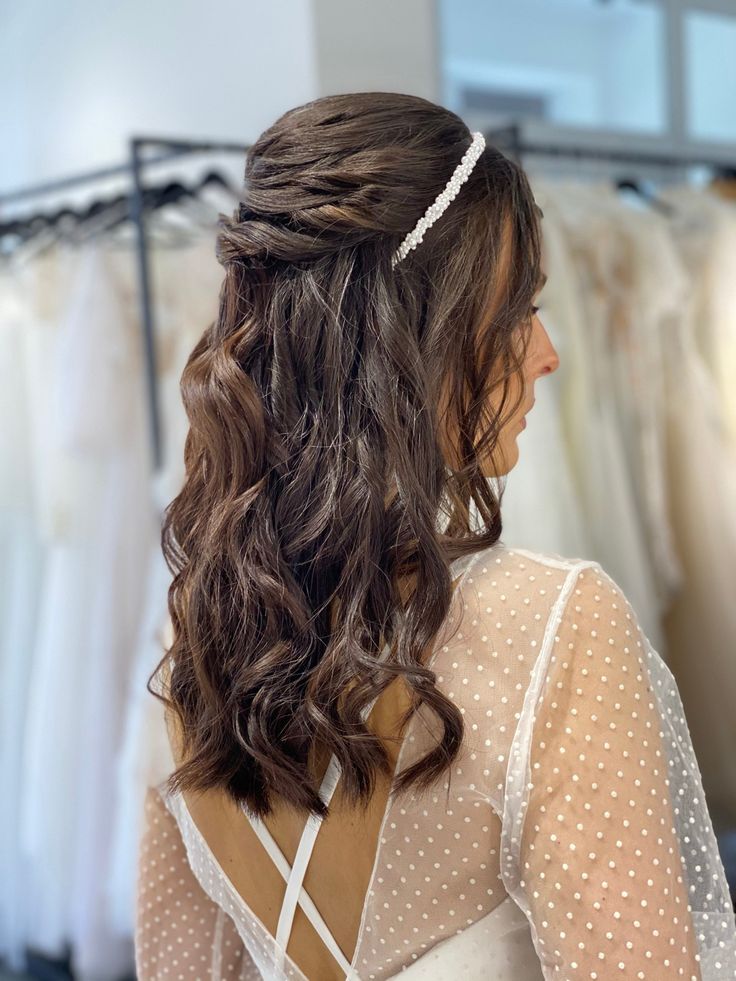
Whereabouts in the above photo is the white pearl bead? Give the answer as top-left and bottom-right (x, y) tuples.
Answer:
(392, 131), (485, 268)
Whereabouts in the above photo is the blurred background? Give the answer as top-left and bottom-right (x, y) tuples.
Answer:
(2, 0), (736, 977)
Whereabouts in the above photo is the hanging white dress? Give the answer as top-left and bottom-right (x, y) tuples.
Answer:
(18, 241), (157, 980)
(109, 229), (227, 938)
(64, 242), (159, 979)
(580, 184), (685, 612)
(16, 244), (109, 964)
(134, 541), (736, 978)
(647, 184), (736, 823)
(498, 175), (592, 560)
(0, 254), (63, 971)
(698, 192), (736, 456)
(658, 185), (736, 459)
(518, 181), (663, 651)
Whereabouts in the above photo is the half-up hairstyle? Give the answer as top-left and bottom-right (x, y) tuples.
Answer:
(149, 91), (544, 820)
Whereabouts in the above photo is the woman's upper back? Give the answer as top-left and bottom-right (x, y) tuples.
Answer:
(135, 541), (736, 980)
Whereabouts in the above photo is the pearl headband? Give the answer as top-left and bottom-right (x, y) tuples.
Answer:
(391, 131), (486, 269)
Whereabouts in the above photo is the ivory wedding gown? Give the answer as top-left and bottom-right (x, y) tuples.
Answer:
(135, 542), (736, 979)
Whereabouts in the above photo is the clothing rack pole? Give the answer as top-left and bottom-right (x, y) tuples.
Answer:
(127, 135), (250, 477)
(487, 123), (523, 164)
(0, 149), (184, 208)
(129, 138), (163, 473)
(485, 122), (736, 172)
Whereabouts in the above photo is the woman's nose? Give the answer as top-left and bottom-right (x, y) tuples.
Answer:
(534, 324), (560, 377)
(540, 346), (560, 376)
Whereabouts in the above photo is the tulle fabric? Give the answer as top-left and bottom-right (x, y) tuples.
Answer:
(136, 543), (736, 979)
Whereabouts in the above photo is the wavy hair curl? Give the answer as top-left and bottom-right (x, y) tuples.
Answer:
(149, 91), (543, 820)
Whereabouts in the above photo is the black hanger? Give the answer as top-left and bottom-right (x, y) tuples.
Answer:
(197, 169), (236, 193)
(615, 177), (675, 216)
(0, 171), (238, 250)
(0, 193), (128, 244)
(151, 180), (195, 209)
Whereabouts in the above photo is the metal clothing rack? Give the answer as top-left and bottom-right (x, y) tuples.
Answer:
(487, 121), (736, 173)
(2, 125), (735, 476)
(0, 136), (250, 474)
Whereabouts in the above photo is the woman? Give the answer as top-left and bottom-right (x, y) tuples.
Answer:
(134, 92), (736, 979)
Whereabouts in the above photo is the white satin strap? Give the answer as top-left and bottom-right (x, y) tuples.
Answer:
(243, 764), (353, 976)
(242, 693), (381, 979)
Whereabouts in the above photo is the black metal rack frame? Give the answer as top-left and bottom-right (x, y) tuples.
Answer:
(1, 123), (734, 476)
(0, 136), (250, 473)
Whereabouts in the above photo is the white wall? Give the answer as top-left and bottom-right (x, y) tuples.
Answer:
(0, 0), (319, 196)
(312, 0), (439, 103)
(439, 0), (665, 134)
(686, 8), (736, 143)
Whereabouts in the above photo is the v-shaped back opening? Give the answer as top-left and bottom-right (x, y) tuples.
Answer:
(241, 751), (365, 978)
(239, 672), (388, 978)
(162, 549), (485, 980)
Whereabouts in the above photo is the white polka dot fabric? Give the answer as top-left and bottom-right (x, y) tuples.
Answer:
(134, 543), (736, 979)
(135, 786), (263, 979)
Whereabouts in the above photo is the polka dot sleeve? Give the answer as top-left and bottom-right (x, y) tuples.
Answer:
(502, 561), (736, 979)
(134, 784), (262, 980)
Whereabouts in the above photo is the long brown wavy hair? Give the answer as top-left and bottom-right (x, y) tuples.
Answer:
(149, 91), (543, 820)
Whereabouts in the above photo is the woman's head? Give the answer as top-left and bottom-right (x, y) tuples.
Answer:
(154, 91), (557, 819)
